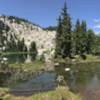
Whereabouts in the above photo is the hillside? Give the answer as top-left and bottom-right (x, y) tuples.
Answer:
(0, 15), (56, 58)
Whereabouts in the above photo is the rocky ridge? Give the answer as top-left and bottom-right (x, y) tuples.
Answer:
(0, 15), (56, 59)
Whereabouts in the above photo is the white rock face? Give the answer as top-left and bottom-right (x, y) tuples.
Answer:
(0, 15), (56, 59)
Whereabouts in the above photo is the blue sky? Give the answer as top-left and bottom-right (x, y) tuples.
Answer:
(0, 0), (100, 33)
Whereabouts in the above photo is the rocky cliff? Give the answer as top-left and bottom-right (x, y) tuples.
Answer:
(0, 15), (56, 58)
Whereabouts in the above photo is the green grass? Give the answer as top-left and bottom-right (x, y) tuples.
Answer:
(74, 54), (100, 64)
(2, 86), (81, 100)
(1, 52), (34, 55)
(55, 55), (100, 65)
(9, 60), (45, 72)
(31, 86), (81, 100)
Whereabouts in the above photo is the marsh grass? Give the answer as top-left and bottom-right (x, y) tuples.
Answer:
(2, 86), (81, 100)
(9, 60), (45, 71)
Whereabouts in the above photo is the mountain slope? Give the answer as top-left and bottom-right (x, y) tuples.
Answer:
(0, 15), (56, 58)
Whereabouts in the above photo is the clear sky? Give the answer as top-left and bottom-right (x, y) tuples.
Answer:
(0, 0), (100, 33)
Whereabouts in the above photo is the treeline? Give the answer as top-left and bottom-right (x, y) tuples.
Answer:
(1, 15), (41, 28)
(6, 34), (27, 52)
(44, 26), (57, 31)
(55, 2), (100, 59)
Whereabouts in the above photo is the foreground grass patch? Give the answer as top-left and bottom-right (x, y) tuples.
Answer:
(2, 86), (81, 100)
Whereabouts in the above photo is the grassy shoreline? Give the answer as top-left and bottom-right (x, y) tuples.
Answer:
(9, 61), (45, 71)
(0, 86), (81, 100)
(55, 55), (100, 65)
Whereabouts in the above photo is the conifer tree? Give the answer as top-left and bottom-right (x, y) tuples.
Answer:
(74, 19), (88, 55)
(86, 29), (95, 54)
(80, 20), (87, 54)
(55, 16), (62, 58)
(29, 41), (37, 60)
(74, 19), (82, 54)
(55, 1), (72, 58)
(61, 2), (72, 58)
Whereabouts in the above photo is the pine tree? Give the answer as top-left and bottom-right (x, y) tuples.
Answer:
(29, 41), (37, 60)
(55, 16), (62, 58)
(74, 19), (82, 54)
(7, 34), (17, 52)
(86, 29), (95, 54)
(0, 20), (9, 50)
(74, 19), (88, 55)
(94, 34), (100, 54)
(55, 1), (72, 58)
(80, 20), (87, 54)
(17, 38), (26, 52)
(61, 2), (72, 58)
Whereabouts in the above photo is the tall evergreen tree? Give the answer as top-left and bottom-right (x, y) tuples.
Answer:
(61, 2), (72, 58)
(55, 16), (62, 58)
(80, 20), (87, 54)
(81, 21), (87, 33)
(86, 29), (95, 54)
(74, 19), (88, 55)
(74, 19), (82, 54)
(55, 1), (72, 58)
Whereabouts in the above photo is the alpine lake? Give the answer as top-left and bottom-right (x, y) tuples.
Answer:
(0, 53), (100, 100)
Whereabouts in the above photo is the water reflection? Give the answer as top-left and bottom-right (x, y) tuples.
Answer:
(0, 53), (58, 96)
(55, 62), (100, 99)
(8, 72), (57, 96)
(5, 53), (35, 64)
(68, 70), (77, 92)
(0, 72), (11, 87)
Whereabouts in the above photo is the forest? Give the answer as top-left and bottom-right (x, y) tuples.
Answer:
(55, 2), (100, 60)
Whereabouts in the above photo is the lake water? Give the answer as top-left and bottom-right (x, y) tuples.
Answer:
(0, 53), (100, 99)
(0, 71), (57, 95)
(3, 53), (35, 63)
(55, 62), (100, 100)
(8, 72), (57, 96)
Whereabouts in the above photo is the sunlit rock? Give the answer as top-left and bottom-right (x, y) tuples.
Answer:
(65, 68), (71, 72)
(3, 57), (8, 61)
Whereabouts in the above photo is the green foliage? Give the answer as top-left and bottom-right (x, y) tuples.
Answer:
(74, 19), (96, 56)
(44, 26), (57, 31)
(7, 16), (31, 24)
(81, 21), (88, 53)
(55, 16), (63, 57)
(55, 2), (72, 58)
(86, 29), (95, 54)
(94, 34), (100, 54)
(7, 34), (27, 53)
(0, 20), (9, 47)
(39, 53), (45, 62)
(29, 41), (38, 60)
(74, 19), (88, 55)
(7, 34), (16, 52)
(55, 1), (99, 59)
(17, 38), (27, 52)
